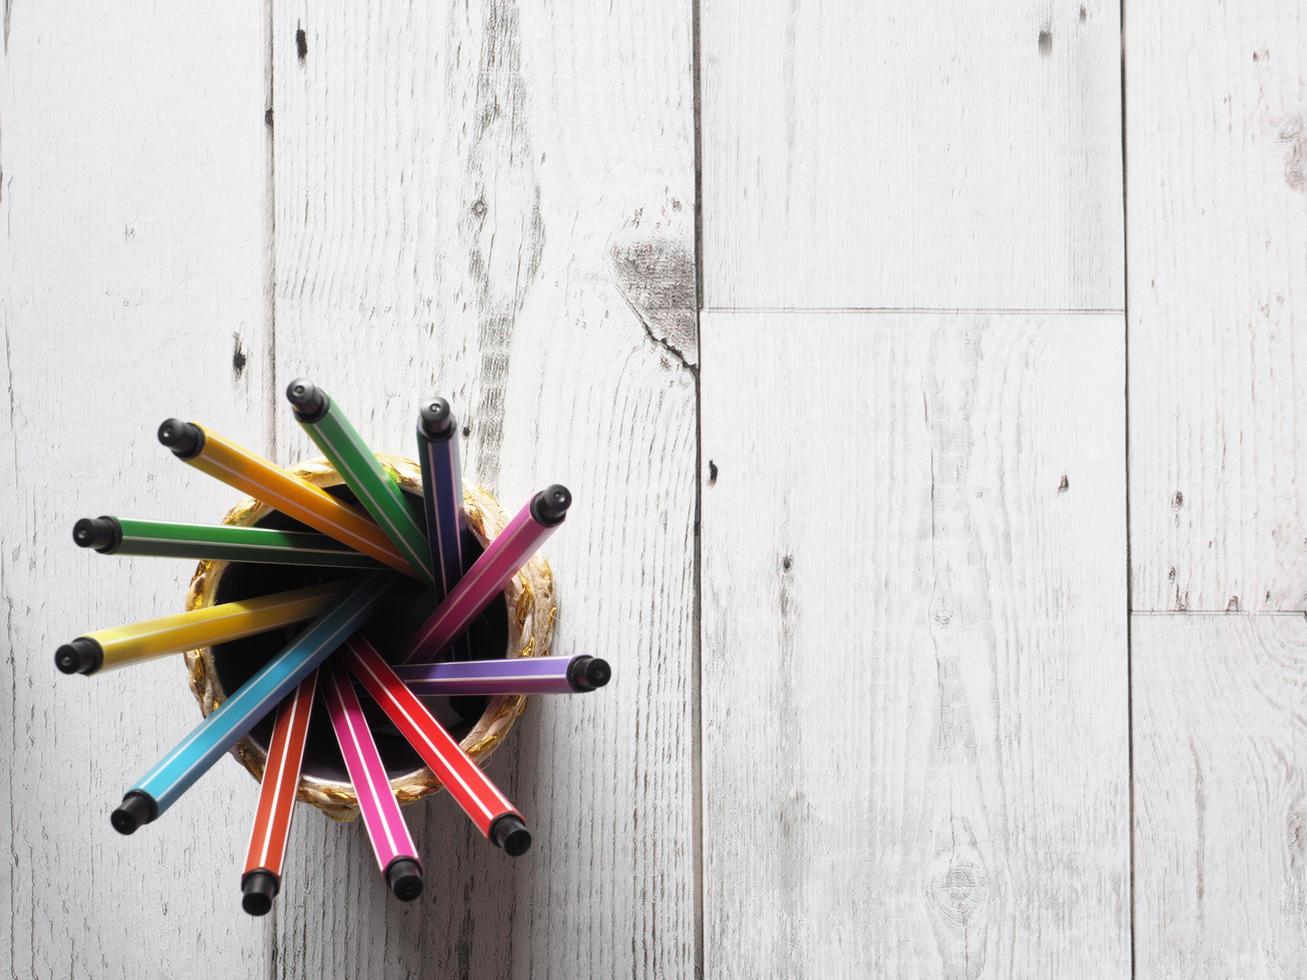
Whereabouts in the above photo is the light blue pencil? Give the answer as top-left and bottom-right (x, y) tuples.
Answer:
(110, 572), (394, 833)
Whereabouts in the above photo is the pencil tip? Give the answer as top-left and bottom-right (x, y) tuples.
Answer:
(567, 655), (612, 691)
(530, 485), (572, 526)
(286, 378), (328, 422)
(157, 419), (204, 458)
(587, 658), (612, 688)
(417, 396), (455, 438)
(386, 858), (424, 901)
(490, 814), (532, 856)
(73, 516), (119, 552)
(241, 870), (278, 916)
(111, 791), (155, 835)
(55, 637), (102, 675)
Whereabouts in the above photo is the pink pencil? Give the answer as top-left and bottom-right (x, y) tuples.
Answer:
(401, 486), (570, 663)
(319, 658), (424, 901)
(343, 634), (531, 855)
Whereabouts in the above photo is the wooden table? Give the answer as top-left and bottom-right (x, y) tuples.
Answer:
(1, 1), (1303, 976)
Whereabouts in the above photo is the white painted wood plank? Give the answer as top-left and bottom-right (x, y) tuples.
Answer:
(701, 0), (1124, 311)
(1134, 613), (1307, 977)
(0, 3), (271, 976)
(700, 311), (1129, 978)
(1126, 0), (1307, 612)
(266, 2), (697, 976)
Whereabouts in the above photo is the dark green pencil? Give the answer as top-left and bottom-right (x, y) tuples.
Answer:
(286, 379), (435, 587)
(73, 516), (384, 569)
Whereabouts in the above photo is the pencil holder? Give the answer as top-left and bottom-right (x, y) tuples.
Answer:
(182, 454), (555, 820)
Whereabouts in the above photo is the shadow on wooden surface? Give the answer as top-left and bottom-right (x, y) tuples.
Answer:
(273, 709), (540, 978)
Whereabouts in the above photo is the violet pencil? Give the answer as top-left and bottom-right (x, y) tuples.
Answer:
(378, 655), (611, 697)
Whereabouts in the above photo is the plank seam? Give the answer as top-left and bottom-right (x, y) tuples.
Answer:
(690, 0), (706, 975)
(1120, 0), (1135, 966)
(264, 0), (278, 464)
(1131, 610), (1307, 618)
(263, 0), (279, 973)
(702, 307), (1125, 316)
(692, 0), (704, 314)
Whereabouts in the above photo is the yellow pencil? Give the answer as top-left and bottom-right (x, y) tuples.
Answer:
(55, 580), (349, 675)
(156, 419), (420, 579)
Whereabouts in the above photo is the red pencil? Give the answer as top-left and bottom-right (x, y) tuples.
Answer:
(342, 635), (532, 855)
(240, 671), (317, 916)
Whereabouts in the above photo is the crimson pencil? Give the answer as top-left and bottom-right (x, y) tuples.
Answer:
(240, 672), (317, 916)
(342, 635), (531, 855)
(319, 659), (424, 901)
(400, 486), (570, 664)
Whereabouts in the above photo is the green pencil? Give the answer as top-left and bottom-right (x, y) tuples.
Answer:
(285, 380), (434, 588)
(73, 516), (384, 569)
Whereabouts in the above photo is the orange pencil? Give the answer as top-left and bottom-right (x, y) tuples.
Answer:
(240, 671), (317, 916)
(157, 419), (421, 579)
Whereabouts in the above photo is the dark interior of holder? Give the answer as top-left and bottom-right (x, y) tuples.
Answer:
(210, 484), (509, 781)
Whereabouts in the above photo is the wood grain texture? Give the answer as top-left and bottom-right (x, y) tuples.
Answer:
(1126, 0), (1307, 612)
(700, 0), (1124, 311)
(0, 2), (272, 976)
(700, 311), (1129, 978)
(1134, 613), (1307, 977)
(266, 1), (697, 976)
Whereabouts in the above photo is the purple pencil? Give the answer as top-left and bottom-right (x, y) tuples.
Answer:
(400, 486), (570, 663)
(319, 659), (423, 901)
(378, 655), (611, 697)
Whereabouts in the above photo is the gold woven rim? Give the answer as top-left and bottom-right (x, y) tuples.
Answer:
(181, 454), (556, 820)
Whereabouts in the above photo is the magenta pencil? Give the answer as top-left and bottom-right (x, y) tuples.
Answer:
(343, 635), (531, 855)
(319, 659), (424, 901)
(400, 485), (570, 663)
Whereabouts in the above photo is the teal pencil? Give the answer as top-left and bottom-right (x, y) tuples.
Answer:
(285, 380), (434, 588)
(110, 572), (394, 833)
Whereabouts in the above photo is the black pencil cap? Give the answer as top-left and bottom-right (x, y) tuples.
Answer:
(489, 814), (532, 856)
(110, 791), (157, 835)
(157, 419), (204, 458)
(385, 858), (424, 902)
(285, 378), (329, 423)
(417, 397), (455, 440)
(240, 870), (279, 916)
(55, 637), (103, 675)
(567, 655), (612, 692)
(530, 485), (571, 526)
(73, 516), (121, 553)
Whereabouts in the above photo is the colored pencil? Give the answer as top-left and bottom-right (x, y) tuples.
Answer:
(110, 572), (393, 834)
(241, 671), (318, 916)
(157, 418), (420, 579)
(415, 397), (469, 658)
(400, 486), (570, 664)
(287, 380), (434, 588)
(55, 580), (348, 676)
(74, 516), (382, 570)
(343, 635), (531, 854)
(372, 655), (611, 697)
(319, 659), (423, 901)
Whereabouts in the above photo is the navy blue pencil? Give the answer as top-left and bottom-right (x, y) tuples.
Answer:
(416, 397), (470, 660)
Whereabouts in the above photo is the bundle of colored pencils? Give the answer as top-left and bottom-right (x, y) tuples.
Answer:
(57, 381), (610, 916)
